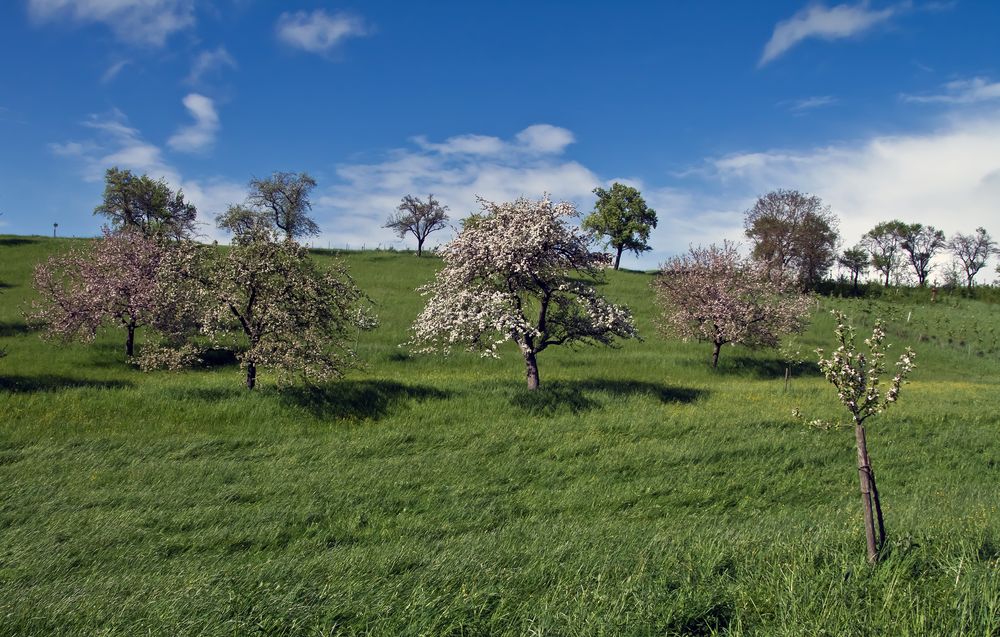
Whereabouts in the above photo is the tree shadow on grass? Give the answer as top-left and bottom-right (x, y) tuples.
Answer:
(715, 356), (822, 380)
(281, 380), (451, 420)
(0, 237), (39, 247)
(174, 379), (451, 421)
(0, 374), (133, 393)
(0, 321), (35, 337)
(511, 378), (705, 416)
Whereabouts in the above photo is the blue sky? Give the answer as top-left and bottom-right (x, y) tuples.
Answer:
(1, 1), (999, 272)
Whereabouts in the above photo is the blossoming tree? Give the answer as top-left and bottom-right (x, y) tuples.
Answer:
(653, 242), (812, 368)
(197, 226), (376, 390)
(28, 228), (178, 357)
(806, 311), (916, 563)
(409, 195), (638, 390)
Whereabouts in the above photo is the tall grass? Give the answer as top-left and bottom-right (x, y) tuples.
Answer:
(1, 235), (998, 635)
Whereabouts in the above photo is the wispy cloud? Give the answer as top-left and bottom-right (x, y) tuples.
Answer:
(410, 124), (575, 157)
(50, 108), (244, 234)
(786, 95), (840, 111)
(167, 94), (220, 154)
(27, 0), (195, 47)
(275, 10), (370, 55)
(314, 125), (595, 251)
(759, 2), (902, 66)
(187, 46), (237, 85)
(100, 59), (130, 84)
(902, 77), (1000, 104)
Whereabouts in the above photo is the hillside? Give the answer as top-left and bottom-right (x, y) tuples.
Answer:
(1, 234), (998, 635)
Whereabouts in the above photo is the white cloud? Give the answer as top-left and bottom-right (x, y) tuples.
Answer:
(50, 108), (243, 239)
(27, 0), (195, 47)
(760, 2), (901, 66)
(787, 95), (839, 111)
(516, 124), (576, 154)
(313, 125), (598, 251)
(275, 10), (369, 54)
(167, 94), (219, 154)
(100, 59), (130, 84)
(902, 77), (1000, 104)
(187, 46), (237, 84)
(702, 110), (1000, 275)
(410, 124), (575, 157)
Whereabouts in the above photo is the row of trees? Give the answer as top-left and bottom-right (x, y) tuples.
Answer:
(740, 188), (997, 292)
(30, 168), (810, 390)
(30, 168), (375, 389)
(842, 222), (996, 290)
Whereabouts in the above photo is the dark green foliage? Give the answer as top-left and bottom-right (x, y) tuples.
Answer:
(94, 167), (197, 239)
(583, 182), (657, 269)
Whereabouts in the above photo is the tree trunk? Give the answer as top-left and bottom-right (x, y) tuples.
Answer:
(126, 322), (136, 358)
(613, 246), (623, 270)
(855, 423), (881, 563)
(524, 350), (540, 390)
(416, 237), (424, 257)
(246, 361), (257, 391)
(711, 342), (722, 368)
(884, 271), (890, 287)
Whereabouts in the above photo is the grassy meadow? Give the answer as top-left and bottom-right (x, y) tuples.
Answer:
(1, 234), (999, 635)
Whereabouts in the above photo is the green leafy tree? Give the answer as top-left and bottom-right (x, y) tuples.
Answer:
(862, 220), (908, 287)
(220, 172), (320, 241)
(948, 227), (996, 290)
(744, 189), (839, 291)
(94, 167), (197, 239)
(838, 245), (870, 294)
(582, 183), (657, 270)
(899, 223), (946, 287)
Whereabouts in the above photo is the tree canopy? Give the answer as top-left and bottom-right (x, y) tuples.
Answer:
(862, 220), (908, 286)
(743, 189), (839, 290)
(948, 227), (996, 289)
(409, 195), (638, 389)
(384, 194), (449, 256)
(838, 245), (870, 293)
(94, 167), (198, 239)
(899, 223), (946, 287)
(582, 183), (658, 270)
(653, 242), (812, 368)
(219, 172), (320, 241)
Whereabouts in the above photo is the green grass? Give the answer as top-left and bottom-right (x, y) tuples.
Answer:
(1, 234), (999, 635)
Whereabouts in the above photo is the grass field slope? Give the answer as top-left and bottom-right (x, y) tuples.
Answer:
(1, 235), (999, 635)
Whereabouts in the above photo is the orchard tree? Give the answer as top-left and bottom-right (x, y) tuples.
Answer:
(653, 242), (812, 368)
(94, 167), (198, 239)
(216, 204), (268, 237)
(195, 226), (375, 390)
(949, 227), (996, 290)
(409, 195), (638, 390)
(798, 311), (916, 563)
(838, 245), (870, 294)
(862, 220), (908, 286)
(222, 172), (320, 241)
(583, 182), (658, 270)
(28, 229), (184, 357)
(384, 194), (449, 257)
(744, 189), (839, 290)
(899, 223), (946, 287)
